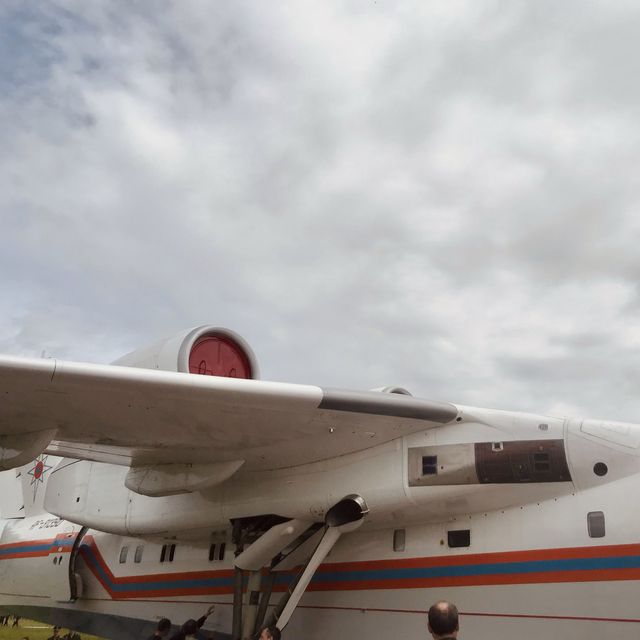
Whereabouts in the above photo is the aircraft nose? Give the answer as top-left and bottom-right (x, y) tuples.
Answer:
(567, 418), (640, 490)
(581, 419), (640, 449)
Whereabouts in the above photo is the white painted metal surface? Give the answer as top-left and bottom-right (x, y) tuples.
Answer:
(124, 460), (245, 496)
(1, 326), (640, 640)
(0, 355), (451, 470)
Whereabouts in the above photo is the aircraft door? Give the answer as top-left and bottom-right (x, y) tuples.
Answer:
(67, 526), (88, 601)
(47, 528), (85, 603)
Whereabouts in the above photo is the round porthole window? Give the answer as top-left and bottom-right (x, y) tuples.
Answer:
(593, 462), (608, 477)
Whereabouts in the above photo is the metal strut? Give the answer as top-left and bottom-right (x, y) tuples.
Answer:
(231, 515), (300, 640)
(232, 566), (244, 640)
(274, 526), (341, 629)
(253, 571), (277, 635)
(231, 496), (368, 638)
(270, 495), (369, 631)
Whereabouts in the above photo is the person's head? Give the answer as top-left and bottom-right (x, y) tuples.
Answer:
(156, 619), (171, 637)
(53, 628), (61, 636)
(181, 620), (198, 637)
(427, 601), (459, 639)
(259, 627), (281, 640)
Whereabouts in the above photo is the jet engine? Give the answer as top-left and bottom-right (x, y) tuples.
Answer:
(370, 385), (412, 395)
(112, 325), (260, 379)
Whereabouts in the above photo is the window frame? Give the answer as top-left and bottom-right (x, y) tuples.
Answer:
(422, 455), (438, 476)
(447, 529), (471, 548)
(587, 511), (605, 538)
(393, 529), (406, 552)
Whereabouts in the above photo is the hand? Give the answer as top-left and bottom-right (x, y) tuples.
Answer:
(206, 605), (216, 616)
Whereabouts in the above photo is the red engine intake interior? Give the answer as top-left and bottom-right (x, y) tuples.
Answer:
(188, 335), (253, 379)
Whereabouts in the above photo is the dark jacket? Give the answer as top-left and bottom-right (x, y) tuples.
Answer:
(168, 616), (207, 640)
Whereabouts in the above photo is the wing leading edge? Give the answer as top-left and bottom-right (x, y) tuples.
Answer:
(0, 355), (458, 470)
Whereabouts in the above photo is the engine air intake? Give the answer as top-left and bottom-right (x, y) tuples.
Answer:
(325, 494), (369, 528)
(113, 325), (260, 379)
(189, 335), (253, 378)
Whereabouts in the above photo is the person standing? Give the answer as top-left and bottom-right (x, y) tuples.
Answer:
(169, 605), (216, 640)
(258, 627), (281, 640)
(146, 618), (172, 640)
(46, 627), (62, 640)
(427, 601), (459, 639)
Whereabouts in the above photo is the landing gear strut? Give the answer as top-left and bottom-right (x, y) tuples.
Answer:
(230, 496), (368, 639)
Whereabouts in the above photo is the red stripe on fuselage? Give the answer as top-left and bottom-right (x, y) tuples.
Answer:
(314, 542), (640, 574)
(305, 567), (640, 592)
(7, 535), (640, 598)
(0, 537), (72, 560)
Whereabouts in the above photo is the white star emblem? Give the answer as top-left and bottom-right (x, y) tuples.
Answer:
(27, 455), (53, 500)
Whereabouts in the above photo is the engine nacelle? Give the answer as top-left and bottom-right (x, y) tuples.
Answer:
(370, 385), (412, 396)
(112, 325), (260, 379)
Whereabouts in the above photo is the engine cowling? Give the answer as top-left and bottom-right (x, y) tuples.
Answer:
(113, 325), (260, 379)
(370, 385), (412, 396)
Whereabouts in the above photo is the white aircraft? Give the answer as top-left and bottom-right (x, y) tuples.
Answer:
(0, 325), (638, 640)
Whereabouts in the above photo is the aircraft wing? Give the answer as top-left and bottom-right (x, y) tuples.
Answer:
(0, 355), (458, 471)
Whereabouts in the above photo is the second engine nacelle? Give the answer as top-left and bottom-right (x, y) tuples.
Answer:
(370, 385), (412, 396)
(112, 325), (260, 379)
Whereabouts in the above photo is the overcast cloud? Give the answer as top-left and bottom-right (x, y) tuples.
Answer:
(2, 0), (640, 421)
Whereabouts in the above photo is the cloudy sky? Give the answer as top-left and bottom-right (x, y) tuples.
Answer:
(2, 1), (640, 421)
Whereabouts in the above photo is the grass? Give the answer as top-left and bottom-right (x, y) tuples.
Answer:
(0, 620), (103, 640)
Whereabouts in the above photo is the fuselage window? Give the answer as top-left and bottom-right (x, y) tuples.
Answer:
(160, 543), (177, 562)
(587, 511), (605, 538)
(134, 545), (144, 563)
(209, 542), (226, 561)
(422, 455), (438, 475)
(533, 452), (551, 473)
(393, 529), (406, 552)
(447, 529), (470, 548)
(119, 546), (129, 564)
